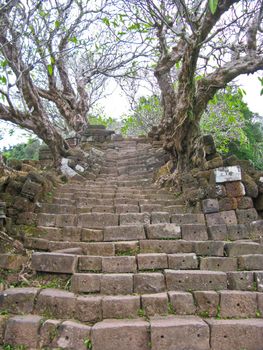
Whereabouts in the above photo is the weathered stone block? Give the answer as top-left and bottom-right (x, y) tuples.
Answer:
(32, 252), (77, 273)
(78, 256), (102, 272)
(227, 224), (249, 240)
(181, 224), (208, 241)
(202, 199), (219, 214)
(237, 196), (254, 209)
(0, 316), (6, 343)
(102, 256), (137, 273)
(194, 241), (224, 256)
(151, 316), (210, 350)
(258, 293), (263, 315)
(4, 315), (42, 348)
(39, 319), (61, 349)
(134, 273), (166, 294)
(75, 296), (102, 323)
(119, 213), (150, 225)
(24, 237), (49, 250)
(61, 226), (81, 241)
(171, 213), (205, 225)
(141, 293), (168, 316)
(102, 295), (140, 318)
(208, 319), (263, 350)
(53, 320), (91, 350)
(255, 272), (263, 292)
(115, 204), (140, 213)
(193, 291), (219, 317)
(140, 240), (194, 254)
(168, 253), (198, 270)
(0, 287), (39, 314)
(218, 197), (237, 211)
(220, 290), (257, 318)
(101, 273), (133, 295)
(225, 242), (263, 256)
(227, 271), (254, 291)
(165, 270), (227, 291)
(168, 291), (196, 315)
(151, 212), (170, 224)
(207, 225), (228, 240)
(200, 257), (237, 271)
(115, 241), (139, 254)
(238, 254), (263, 270)
(0, 254), (28, 271)
(146, 223), (181, 239)
(206, 210), (237, 226)
(71, 273), (101, 293)
(140, 204), (162, 213)
(36, 289), (75, 318)
(236, 208), (258, 224)
(250, 220), (263, 238)
(137, 253), (168, 270)
(55, 214), (77, 227)
(17, 211), (38, 225)
(104, 225), (145, 241)
(92, 319), (150, 350)
(92, 205), (114, 213)
(83, 242), (115, 256)
(78, 213), (119, 228)
(81, 228), (103, 242)
(37, 213), (56, 227)
(37, 226), (62, 241)
(243, 173), (258, 198)
(225, 181), (245, 197)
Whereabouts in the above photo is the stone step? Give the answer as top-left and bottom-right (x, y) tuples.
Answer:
(139, 240), (224, 256)
(38, 203), (186, 216)
(37, 212), (205, 229)
(31, 251), (201, 274)
(225, 241), (263, 256)
(3, 314), (263, 350)
(71, 270), (228, 294)
(1, 288), (262, 325)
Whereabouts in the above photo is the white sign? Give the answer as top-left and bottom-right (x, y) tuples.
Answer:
(214, 166), (242, 183)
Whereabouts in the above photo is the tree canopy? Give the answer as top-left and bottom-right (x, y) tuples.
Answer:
(0, 0), (263, 170)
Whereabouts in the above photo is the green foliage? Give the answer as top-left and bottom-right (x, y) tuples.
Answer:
(209, 0), (218, 14)
(3, 345), (27, 350)
(84, 338), (92, 349)
(201, 86), (263, 169)
(258, 77), (263, 96)
(3, 138), (41, 160)
(121, 95), (162, 136)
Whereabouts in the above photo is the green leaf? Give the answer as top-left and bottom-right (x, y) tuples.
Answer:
(50, 56), (55, 64)
(260, 88), (263, 96)
(0, 60), (8, 68)
(69, 36), (78, 44)
(47, 64), (53, 76)
(209, 0), (218, 14)
(0, 75), (7, 84)
(128, 23), (141, 31)
(29, 25), (35, 35)
(39, 9), (47, 17)
(55, 20), (60, 29)
(102, 17), (110, 26)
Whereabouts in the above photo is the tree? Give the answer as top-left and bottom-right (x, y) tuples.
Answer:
(0, 0), (148, 163)
(123, 0), (263, 171)
(121, 95), (162, 136)
(201, 86), (263, 168)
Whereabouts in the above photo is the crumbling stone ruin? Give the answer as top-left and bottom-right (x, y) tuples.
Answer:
(0, 128), (263, 350)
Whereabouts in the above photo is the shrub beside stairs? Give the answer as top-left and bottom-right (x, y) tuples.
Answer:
(1, 138), (263, 350)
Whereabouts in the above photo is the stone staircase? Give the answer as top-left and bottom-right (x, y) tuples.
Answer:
(1, 139), (263, 350)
